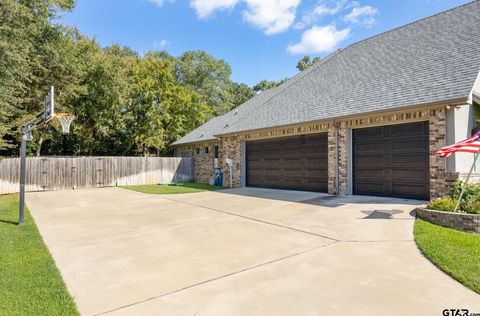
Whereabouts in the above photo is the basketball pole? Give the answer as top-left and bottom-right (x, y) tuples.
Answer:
(18, 86), (55, 225)
(18, 131), (28, 225)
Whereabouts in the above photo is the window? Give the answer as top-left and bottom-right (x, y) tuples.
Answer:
(204, 147), (209, 154)
(214, 146), (219, 158)
(196, 147), (200, 155)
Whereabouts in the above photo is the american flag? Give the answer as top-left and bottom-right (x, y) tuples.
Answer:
(435, 131), (480, 157)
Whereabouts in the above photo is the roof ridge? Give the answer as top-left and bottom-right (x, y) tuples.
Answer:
(219, 1), (479, 136)
(345, 0), (478, 49)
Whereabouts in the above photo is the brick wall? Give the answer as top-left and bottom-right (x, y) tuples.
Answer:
(220, 136), (242, 187)
(416, 208), (480, 233)
(176, 106), (460, 196)
(176, 141), (219, 183)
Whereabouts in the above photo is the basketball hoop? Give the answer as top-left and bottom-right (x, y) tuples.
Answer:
(55, 112), (75, 134)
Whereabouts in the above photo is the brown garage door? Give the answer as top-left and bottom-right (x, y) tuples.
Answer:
(246, 133), (328, 192)
(353, 121), (430, 200)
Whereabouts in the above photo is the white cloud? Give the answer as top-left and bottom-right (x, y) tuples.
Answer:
(154, 39), (170, 48)
(293, 0), (351, 30)
(287, 24), (350, 54)
(344, 5), (378, 27)
(242, 0), (301, 35)
(148, 0), (174, 8)
(190, 0), (240, 19)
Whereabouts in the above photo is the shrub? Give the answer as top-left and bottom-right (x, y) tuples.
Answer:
(427, 196), (456, 212)
(461, 196), (480, 214)
(452, 180), (480, 202)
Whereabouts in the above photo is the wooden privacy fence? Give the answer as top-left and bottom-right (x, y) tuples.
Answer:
(0, 156), (193, 194)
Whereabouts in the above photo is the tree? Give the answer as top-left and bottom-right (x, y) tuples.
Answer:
(104, 44), (138, 57)
(176, 50), (233, 116)
(0, 0), (79, 154)
(296, 55), (320, 71)
(0, 1), (253, 157)
(129, 57), (208, 155)
(252, 79), (286, 93)
(145, 50), (176, 62)
(228, 82), (254, 108)
(69, 44), (133, 155)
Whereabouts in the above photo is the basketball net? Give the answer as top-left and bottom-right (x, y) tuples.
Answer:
(55, 113), (75, 134)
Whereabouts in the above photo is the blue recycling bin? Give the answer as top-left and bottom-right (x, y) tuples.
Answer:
(215, 170), (223, 187)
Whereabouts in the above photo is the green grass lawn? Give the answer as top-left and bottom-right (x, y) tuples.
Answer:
(0, 194), (79, 316)
(122, 182), (224, 194)
(414, 218), (480, 294)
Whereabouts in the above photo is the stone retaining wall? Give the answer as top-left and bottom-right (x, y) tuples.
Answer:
(415, 208), (480, 233)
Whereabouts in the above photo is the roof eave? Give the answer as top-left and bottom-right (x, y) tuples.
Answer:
(214, 96), (468, 138)
(172, 136), (219, 147)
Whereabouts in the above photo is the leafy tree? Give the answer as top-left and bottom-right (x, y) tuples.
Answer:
(104, 44), (138, 57)
(252, 79), (286, 93)
(0, 0), (75, 153)
(129, 57), (208, 155)
(296, 55), (320, 71)
(69, 45), (133, 155)
(0, 1), (255, 157)
(176, 50), (233, 116)
(145, 50), (176, 63)
(228, 82), (254, 108)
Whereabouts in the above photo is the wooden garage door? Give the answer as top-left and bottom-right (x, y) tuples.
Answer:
(353, 121), (430, 200)
(246, 133), (328, 192)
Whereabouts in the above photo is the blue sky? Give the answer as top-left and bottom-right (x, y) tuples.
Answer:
(60, 0), (470, 86)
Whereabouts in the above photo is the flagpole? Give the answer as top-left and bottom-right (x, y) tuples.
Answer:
(453, 153), (479, 212)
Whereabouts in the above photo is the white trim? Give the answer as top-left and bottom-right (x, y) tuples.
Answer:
(468, 70), (480, 105)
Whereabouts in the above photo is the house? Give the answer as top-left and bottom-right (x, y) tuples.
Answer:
(173, 1), (480, 200)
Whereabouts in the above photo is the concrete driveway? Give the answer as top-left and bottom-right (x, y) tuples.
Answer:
(26, 187), (480, 315)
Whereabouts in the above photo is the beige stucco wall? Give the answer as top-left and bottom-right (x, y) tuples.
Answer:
(176, 105), (463, 198)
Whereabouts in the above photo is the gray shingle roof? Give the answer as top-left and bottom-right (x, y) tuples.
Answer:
(173, 1), (480, 145)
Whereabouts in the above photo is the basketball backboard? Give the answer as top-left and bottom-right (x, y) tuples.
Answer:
(44, 86), (54, 122)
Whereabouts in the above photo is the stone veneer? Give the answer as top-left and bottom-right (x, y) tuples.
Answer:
(176, 105), (461, 198)
(416, 208), (480, 234)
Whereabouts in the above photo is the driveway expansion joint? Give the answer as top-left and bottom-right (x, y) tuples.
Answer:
(162, 196), (341, 242)
(94, 241), (338, 316)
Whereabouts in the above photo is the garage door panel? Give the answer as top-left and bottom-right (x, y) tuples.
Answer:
(355, 171), (386, 182)
(390, 122), (427, 137)
(305, 158), (327, 165)
(353, 121), (429, 200)
(390, 139), (428, 152)
(304, 181), (328, 192)
(355, 183), (386, 196)
(354, 126), (385, 138)
(246, 133), (328, 193)
(283, 180), (305, 189)
(392, 169), (427, 181)
(392, 184), (428, 199)
(306, 169), (328, 178)
(391, 155), (428, 166)
(354, 142), (384, 152)
(355, 155), (385, 166)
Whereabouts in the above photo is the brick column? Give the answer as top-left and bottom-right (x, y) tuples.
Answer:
(327, 126), (337, 194)
(338, 122), (349, 195)
(429, 108), (458, 198)
(328, 123), (349, 195)
(222, 136), (242, 187)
